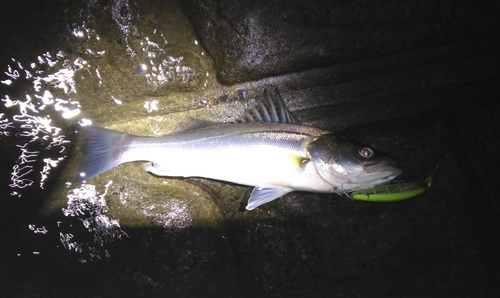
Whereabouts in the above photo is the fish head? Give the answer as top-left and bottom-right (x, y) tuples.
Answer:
(306, 134), (402, 192)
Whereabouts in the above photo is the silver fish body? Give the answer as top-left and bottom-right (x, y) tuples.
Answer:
(77, 90), (402, 210)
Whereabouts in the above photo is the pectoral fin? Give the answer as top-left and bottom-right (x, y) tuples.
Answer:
(246, 186), (293, 210)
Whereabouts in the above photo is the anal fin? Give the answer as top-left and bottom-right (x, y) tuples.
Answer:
(141, 162), (178, 177)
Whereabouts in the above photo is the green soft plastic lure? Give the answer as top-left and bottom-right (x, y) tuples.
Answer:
(350, 177), (432, 202)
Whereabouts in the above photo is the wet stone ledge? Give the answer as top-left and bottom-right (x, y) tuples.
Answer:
(1, 0), (500, 297)
(180, 0), (498, 84)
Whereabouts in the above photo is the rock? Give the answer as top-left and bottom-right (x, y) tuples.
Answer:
(180, 0), (496, 84)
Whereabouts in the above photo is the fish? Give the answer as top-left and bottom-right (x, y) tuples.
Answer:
(76, 89), (402, 210)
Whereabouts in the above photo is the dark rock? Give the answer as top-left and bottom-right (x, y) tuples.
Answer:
(180, 0), (497, 84)
(218, 91), (228, 102)
(2, 0), (500, 297)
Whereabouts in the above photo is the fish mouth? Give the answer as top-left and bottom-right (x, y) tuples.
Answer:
(366, 159), (401, 174)
(362, 159), (403, 184)
(333, 159), (402, 193)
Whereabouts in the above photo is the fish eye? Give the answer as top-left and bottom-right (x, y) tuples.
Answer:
(358, 147), (374, 158)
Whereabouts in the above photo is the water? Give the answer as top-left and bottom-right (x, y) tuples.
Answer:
(0, 1), (230, 295)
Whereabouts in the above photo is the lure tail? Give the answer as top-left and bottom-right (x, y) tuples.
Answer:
(75, 125), (130, 182)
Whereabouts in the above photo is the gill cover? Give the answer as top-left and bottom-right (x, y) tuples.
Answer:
(306, 134), (345, 183)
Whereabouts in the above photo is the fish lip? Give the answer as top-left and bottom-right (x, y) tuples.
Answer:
(365, 159), (402, 177)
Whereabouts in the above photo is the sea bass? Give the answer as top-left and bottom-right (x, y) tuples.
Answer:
(76, 89), (402, 210)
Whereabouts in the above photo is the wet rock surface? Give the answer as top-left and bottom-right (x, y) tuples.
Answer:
(4, 108), (499, 297)
(1, 0), (500, 297)
(180, 0), (498, 84)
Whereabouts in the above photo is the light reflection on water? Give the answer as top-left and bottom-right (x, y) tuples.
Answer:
(61, 181), (128, 262)
(1, 0), (212, 263)
(0, 52), (126, 262)
(0, 46), (123, 262)
(1, 54), (79, 196)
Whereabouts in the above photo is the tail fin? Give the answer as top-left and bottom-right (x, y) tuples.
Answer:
(75, 125), (129, 182)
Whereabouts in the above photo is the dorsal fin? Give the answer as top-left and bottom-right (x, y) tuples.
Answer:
(236, 89), (300, 124)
